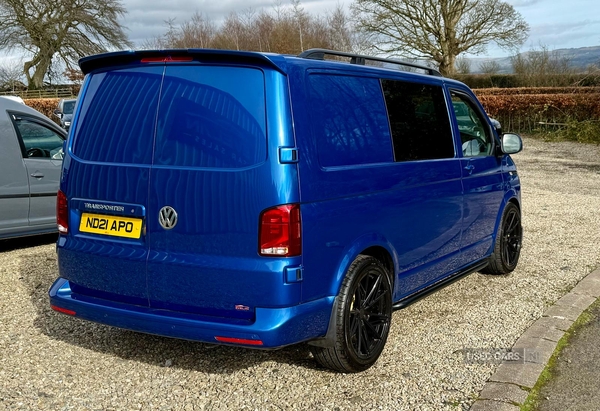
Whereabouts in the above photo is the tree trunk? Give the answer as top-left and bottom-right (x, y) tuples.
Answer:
(439, 54), (456, 77)
(24, 54), (52, 89)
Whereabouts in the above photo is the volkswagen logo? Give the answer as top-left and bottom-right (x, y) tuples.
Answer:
(158, 206), (178, 230)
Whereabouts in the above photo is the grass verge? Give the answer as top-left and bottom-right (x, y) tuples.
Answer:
(520, 297), (600, 410)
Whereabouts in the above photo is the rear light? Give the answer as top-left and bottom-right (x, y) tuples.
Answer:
(57, 190), (68, 234)
(51, 305), (76, 316)
(259, 204), (301, 257)
(140, 56), (194, 63)
(215, 336), (263, 346)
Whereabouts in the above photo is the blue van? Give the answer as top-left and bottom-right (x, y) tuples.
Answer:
(49, 49), (523, 372)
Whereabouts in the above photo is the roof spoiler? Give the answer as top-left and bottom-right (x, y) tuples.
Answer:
(78, 49), (286, 75)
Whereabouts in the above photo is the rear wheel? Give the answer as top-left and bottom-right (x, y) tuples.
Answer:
(311, 255), (392, 372)
(482, 202), (522, 274)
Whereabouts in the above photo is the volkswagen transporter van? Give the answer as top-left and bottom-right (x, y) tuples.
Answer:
(49, 49), (523, 372)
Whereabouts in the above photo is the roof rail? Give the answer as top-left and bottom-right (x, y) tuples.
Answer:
(297, 49), (442, 77)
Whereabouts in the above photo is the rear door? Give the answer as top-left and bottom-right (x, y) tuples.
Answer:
(62, 66), (163, 303)
(145, 64), (278, 319)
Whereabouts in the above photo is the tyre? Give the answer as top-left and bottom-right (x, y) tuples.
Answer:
(482, 202), (522, 274)
(311, 255), (392, 372)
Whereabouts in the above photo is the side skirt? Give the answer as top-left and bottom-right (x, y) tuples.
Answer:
(308, 259), (489, 348)
(392, 259), (488, 310)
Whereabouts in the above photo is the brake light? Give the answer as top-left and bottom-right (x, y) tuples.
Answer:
(259, 204), (301, 257)
(57, 190), (68, 234)
(140, 56), (194, 63)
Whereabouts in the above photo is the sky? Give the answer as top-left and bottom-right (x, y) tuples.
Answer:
(118, 0), (600, 57)
(2, 0), (599, 67)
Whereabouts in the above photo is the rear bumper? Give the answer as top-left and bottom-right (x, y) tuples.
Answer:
(49, 278), (333, 348)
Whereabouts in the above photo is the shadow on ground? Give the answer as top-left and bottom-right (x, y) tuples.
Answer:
(17, 245), (320, 375)
(0, 233), (57, 252)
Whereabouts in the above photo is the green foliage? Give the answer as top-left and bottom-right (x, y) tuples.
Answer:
(542, 120), (600, 144)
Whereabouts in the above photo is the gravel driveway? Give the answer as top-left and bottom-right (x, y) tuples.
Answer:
(1, 137), (599, 410)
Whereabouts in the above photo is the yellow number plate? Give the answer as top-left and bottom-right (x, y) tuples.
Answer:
(79, 213), (143, 239)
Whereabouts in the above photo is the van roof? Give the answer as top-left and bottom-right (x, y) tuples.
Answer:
(79, 48), (465, 87)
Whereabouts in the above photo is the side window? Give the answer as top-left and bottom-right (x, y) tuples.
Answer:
(12, 115), (65, 160)
(381, 80), (454, 162)
(308, 74), (393, 167)
(450, 92), (493, 157)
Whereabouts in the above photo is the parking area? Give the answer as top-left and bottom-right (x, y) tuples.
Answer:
(1, 136), (599, 410)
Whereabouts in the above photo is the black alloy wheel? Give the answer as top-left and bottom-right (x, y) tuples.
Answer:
(311, 255), (392, 372)
(482, 202), (522, 274)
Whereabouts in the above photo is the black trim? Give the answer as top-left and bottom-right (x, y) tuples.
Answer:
(0, 194), (29, 199)
(307, 296), (340, 348)
(392, 260), (488, 310)
(0, 192), (56, 200)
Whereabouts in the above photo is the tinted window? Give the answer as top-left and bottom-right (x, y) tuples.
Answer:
(381, 80), (454, 162)
(62, 100), (75, 114)
(451, 92), (493, 157)
(12, 116), (65, 160)
(154, 66), (266, 168)
(72, 66), (164, 164)
(308, 74), (393, 167)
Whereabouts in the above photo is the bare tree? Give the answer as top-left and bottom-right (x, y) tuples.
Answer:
(351, 0), (529, 76)
(140, 0), (360, 56)
(0, 60), (24, 91)
(479, 60), (501, 75)
(511, 45), (574, 86)
(327, 4), (353, 52)
(455, 57), (471, 74)
(0, 0), (132, 89)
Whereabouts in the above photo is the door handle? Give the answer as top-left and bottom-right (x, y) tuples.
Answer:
(30, 172), (44, 179)
(464, 164), (475, 175)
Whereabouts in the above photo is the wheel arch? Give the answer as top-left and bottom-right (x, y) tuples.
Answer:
(489, 193), (521, 255)
(330, 234), (397, 297)
(309, 236), (396, 349)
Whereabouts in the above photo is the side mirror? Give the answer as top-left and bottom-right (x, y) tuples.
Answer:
(501, 133), (523, 154)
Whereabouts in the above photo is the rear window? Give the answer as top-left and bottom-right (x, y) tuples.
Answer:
(154, 66), (266, 168)
(72, 65), (266, 168)
(72, 66), (163, 164)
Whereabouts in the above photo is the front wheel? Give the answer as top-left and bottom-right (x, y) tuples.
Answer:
(482, 202), (522, 274)
(311, 255), (392, 372)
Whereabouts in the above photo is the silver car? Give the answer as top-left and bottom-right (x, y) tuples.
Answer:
(0, 96), (66, 239)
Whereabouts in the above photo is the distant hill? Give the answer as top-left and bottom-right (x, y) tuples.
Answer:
(465, 46), (600, 74)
